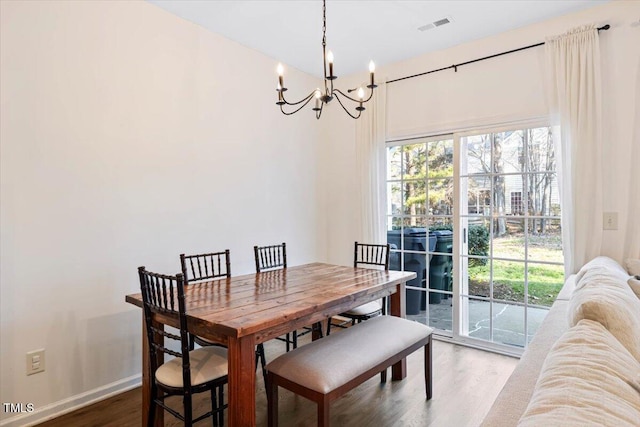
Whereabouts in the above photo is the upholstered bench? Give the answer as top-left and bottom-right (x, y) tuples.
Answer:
(266, 315), (433, 427)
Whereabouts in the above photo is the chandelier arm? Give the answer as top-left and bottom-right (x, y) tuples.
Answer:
(333, 92), (363, 119)
(282, 90), (316, 106)
(363, 88), (375, 103)
(333, 88), (374, 104)
(280, 95), (316, 115)
(315, 102), (324, 120)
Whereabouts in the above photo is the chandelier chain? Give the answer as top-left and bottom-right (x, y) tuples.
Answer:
(322, 0), (326, 48)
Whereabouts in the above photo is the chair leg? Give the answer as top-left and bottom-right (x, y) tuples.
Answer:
(211, 388), (219, 427)
(256, 343), (268, 386)
(425, 335), (433, 400)
(380, 368), (387, 383)
(184, 392), (193, 426)
(285, 333), (291, 352)
(292, 330), (298, 350)
(147, 385), (157, 427)
(218, 384), (225, 427)
(326, 317), (332, 336)
(267, 375), (278, 427)
(318, 396), (330, 427)
(311, 321), (323, 339)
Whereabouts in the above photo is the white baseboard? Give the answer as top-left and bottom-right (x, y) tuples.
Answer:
(0, 374), (141, 427)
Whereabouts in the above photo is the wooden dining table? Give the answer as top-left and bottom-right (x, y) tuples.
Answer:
(125, 262), (416, 426)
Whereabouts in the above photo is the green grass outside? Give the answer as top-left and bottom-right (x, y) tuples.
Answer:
(467, 233), (564, 307)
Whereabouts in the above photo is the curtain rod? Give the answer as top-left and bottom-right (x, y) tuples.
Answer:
(386, 24), (610, 85)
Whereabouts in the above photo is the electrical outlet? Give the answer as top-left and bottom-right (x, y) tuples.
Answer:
(603, 212), (618, 230)
(26, 349), (45, 376)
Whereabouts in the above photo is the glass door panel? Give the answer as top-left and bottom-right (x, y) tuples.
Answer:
(458, 126), (562, 350)
(386, 136), (454, 335)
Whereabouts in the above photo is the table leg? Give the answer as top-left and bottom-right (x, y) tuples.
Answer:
(228, 335), (257, 426)
(312, 320), (326, 341)
(141, 314), (164, 426)
(389, 281), (407, 380)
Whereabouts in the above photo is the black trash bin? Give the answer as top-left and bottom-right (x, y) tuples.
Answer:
(388, 228), (437, 315)
(428, 230), (453, 304)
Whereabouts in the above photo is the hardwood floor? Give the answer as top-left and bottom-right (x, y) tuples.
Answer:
(36, 337), (517, 427)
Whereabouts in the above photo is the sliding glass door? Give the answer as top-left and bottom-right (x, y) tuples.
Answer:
(386, 124), (564, 353)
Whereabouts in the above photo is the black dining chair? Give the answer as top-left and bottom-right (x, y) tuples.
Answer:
(326, 242), (391, 336)
(138, 266), (227, 427)
(254, 243), (317, 351)
(180, 250), (268, 387)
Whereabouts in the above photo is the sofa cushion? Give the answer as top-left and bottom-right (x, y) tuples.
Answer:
(518, 319), (640, 427)
(568, 265), (640, 361)
(625, 258), (640, 276)
(575, 256), (629, 285)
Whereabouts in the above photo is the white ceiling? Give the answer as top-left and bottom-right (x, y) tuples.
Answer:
(147, 0), (608, 78)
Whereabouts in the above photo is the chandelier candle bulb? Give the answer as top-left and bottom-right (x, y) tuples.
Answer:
(314, 89), (321, 110)
(327, 50), (334, 78)
(356, 87), (365, 111)
(369, 60), (375, 87)
(277, 63), (284, 90)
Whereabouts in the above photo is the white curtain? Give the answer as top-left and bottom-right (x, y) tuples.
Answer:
(355, 82), (387, 244)
(625, 61), (640, 259)
(545, 25), (603, 276)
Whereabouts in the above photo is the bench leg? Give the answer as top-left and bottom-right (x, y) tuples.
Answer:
(380, 368), (387, 383)
(267, 374), (279, 427)
(318, 396), (330, 427)
(424, 335), (432, 400)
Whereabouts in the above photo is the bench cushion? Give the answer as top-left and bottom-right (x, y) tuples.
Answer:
(266, 315), (432, 394)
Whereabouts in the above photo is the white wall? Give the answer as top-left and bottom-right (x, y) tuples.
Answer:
(321, 1), (640, 267)
(0, 1), (323, 424)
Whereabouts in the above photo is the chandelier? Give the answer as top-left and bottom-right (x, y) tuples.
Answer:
(275, 0), (377, 120)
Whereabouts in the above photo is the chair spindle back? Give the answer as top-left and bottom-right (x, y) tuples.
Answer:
(180, 250), (231, 283)
(354, 242), (390, 270)
(254, 243), (287, 272)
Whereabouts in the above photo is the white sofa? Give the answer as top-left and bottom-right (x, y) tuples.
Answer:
(481, 256), (640, 426)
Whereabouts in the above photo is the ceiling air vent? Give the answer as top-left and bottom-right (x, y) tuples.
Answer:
(418, 16), (452, 32)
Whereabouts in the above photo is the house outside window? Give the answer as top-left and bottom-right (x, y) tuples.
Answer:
(511, 192), (523, 215)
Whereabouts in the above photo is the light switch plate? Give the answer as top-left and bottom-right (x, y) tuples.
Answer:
(26, 349), (45, 375)
(603, 212), (618, 230)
